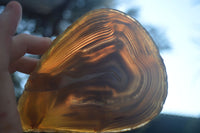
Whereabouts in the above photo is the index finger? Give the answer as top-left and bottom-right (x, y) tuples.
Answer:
(11, 34), (52, 62)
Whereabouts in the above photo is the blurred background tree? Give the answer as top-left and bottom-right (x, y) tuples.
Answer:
(0, 0), (171, 100)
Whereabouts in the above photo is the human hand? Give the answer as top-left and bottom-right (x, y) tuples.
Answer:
(0, 1), (51, 132)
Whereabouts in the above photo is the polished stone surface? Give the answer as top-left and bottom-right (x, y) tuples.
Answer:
(18, 9), (167, 132)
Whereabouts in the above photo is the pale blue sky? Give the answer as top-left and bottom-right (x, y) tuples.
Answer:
(116, 0), (200, 117)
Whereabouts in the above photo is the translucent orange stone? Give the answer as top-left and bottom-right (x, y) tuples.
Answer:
(18, 9), (167, 132)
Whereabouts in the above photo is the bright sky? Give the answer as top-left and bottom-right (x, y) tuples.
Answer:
(116, 0), (200, 117)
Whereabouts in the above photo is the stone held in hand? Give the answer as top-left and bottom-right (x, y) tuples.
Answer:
(18, 8), (168, 132)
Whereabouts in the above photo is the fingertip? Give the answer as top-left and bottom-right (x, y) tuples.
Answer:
(44, 37), (52, 45)
(40, 37), (52, 51)
(2, 1), (22, 35)
(4, 1), (22, 15)
(35, 37), (52, 51)
(6, 1), (21, 10)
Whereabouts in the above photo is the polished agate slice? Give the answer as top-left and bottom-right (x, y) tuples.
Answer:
(18, 9), (167, 132)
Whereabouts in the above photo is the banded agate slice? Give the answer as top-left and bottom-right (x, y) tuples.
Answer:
(18, 9), (167, 132)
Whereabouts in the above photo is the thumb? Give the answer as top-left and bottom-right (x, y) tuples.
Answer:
(0, 1), (22, 37)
